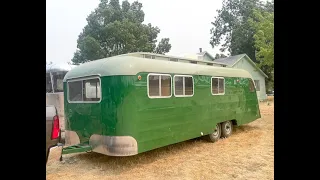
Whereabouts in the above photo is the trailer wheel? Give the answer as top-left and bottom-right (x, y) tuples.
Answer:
(207, 123), (221, 142)
(221, 121), (233, 138)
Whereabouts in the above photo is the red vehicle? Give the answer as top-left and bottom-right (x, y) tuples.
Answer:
(46, 105), (61, 163)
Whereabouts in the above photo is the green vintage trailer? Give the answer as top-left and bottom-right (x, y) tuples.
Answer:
(62, 54), (261, 157)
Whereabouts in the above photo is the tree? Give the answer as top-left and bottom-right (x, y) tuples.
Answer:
(214, 53), (227, 60)
(154, 38), (172, 55)
(210, 0), (274, 89)
(72, 0), (172, 64)
(209, 0), (270, 62)
(249, 9), (274, 89)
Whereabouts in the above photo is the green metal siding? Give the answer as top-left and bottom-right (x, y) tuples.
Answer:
(233, 58), (267, 100)
(64, 73), (260, 154)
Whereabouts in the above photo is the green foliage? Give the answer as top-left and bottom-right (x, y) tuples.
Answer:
(72, 0), (171, 64)
(210, 0), (274, 89)
(154, 38), (172, 55)
(249, 8), (274, 89)
(249, 9), (274, 67)
(214, 53), (227, 60)
(210, 0), (262, 61)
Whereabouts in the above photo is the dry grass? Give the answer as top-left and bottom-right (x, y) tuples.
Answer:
(47, 98), (274, 180)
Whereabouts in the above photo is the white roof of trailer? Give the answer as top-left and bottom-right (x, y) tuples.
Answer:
(64, 54), (253, 81)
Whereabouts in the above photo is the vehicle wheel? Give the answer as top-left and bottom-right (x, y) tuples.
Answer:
(221, 121), (233, 138)
(207, 123), (221, 142)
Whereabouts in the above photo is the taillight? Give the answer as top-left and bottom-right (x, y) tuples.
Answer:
(51, 115), (60, 139)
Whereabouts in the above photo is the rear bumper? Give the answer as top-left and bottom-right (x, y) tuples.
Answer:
(64, 130), (138, 156)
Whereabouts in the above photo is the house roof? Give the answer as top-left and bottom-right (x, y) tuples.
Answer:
(213, 54), (246, 66)
(213, 54), (268, 78)
(197, 51), (215, 60)
(63, 53), (253, 81)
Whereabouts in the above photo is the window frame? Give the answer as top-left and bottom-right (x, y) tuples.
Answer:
(147, 73), (172, 99)
(173, 75), (194, 97)
(67, 76), (102, 103)
(211, 77), (225, 95)
(254, 80), (260, 91)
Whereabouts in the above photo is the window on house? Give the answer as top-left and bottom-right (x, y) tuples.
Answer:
(211, 77), (225, 95)
(68, 77), (101, 102)
(249, 79), (255, 92)
(148, 74), (172, 98)
(174, 75), (194, 97)
(254, 80), (260, 91)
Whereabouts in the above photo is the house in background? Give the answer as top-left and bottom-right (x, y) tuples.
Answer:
(195, 50), (268, 101)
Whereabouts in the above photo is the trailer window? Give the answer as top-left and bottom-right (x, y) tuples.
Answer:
(68, 81), (83, 101)
(68, 77), (101, 102)
(148, 74), (172, 98)
(174, 75), (194, 97)
(249, 79), (255, 92)
(84, 79), (101, 101)
(211, 77), (225, 95)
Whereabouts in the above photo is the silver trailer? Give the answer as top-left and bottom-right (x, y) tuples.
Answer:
(46, 63), (77, 136)
(46, 63), (77, 93)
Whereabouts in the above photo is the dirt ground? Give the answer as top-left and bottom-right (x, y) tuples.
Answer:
(46, 97), (274, 180)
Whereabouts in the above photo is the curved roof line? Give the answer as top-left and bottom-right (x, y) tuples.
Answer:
(63, 55), (253, 81)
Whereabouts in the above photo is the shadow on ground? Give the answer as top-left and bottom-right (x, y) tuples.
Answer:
(52, 124), (259, 175)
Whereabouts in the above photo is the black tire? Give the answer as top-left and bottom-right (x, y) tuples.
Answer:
(207, 123), (221, 142)
(221, 121), (233, 138)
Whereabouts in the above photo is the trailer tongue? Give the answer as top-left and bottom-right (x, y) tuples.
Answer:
(58, 142), (92, 161)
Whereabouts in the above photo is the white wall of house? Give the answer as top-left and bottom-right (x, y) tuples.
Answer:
(233, 58), (267, 100)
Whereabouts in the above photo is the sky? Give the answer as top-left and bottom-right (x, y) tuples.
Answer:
(46, 0), (224, 64)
